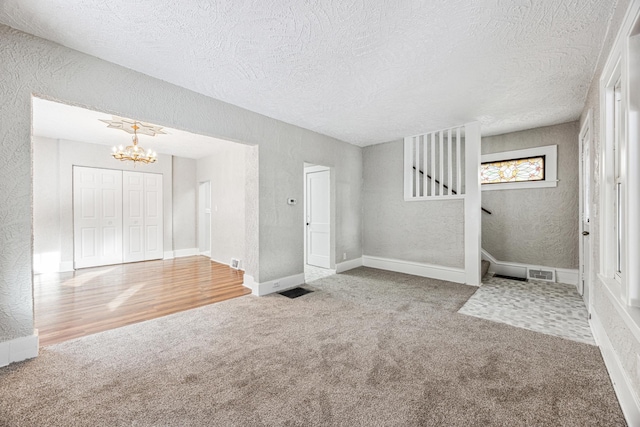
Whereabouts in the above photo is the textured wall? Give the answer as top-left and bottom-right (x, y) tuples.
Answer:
(578, 0), (640, 403)
(481, 122), (580, 269)
(197, 144), (247, 266)
(0, 25), (362, 341)
(32, 137), (174, 269)
(362, 140), (464, 268)
(32, 136), (61, 273)
(172, 157), (197, 251)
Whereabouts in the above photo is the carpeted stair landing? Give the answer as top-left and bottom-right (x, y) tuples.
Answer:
(0, 267), (625, 426)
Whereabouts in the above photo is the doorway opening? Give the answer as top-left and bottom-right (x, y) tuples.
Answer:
(31, 96), (253, 346)
(303, 163), (335, 283)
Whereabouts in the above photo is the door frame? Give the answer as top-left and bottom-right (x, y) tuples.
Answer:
(579, 109), (593, 314)
(198, 180), (211, 257)
(303, 163), (335, 269)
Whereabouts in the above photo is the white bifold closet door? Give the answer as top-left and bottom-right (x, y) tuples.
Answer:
(122, 171), (164, 262)
(123, 171), (164, 262)
(74, 166), (163, 269)
(73, 166), (124, 269)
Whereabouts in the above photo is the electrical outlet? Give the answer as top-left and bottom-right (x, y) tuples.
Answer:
(273, 281), (280, 288)
(343, 252), (347, 260)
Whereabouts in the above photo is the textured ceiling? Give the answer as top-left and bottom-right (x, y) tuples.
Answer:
(1, 1), (616, 146)
(32, 97), (236, 159)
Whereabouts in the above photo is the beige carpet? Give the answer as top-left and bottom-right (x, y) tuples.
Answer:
(0, 267), (625, 426)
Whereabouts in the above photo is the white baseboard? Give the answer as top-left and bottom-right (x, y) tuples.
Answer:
(244, 273), (306, 296)
(0, 331), (39, 368)
(174, 248), (198, 258)
(362, 255), (466, 284)
(336, 257), (363, 273)
(200, 251), (211, 257)
(591, 310), (640, 426)
(481, 249), (578, 286)
(556, 268), (579, 286)
(163, 251), (175, 260)
(59, 261), (74, 272)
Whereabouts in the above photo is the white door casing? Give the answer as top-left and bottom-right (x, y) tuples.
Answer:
(579, 110), (592, 313)
(198, 181), (211, 256)
(305, 166), (330, 269)
(73, 166), (123, 269)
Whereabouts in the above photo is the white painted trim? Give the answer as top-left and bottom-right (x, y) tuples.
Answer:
(591, 310), (640, 426)
(163, 251), (175, 260)
(600, 273), (640, 344)
(0, 331), (39, 368)
(335, 257), (363, 273)
(464, 121), (482, 286)
(362, 256), (467, 285)
(248, 273), (306, 296)
(242, 274), (255, 291)
(173, 248), (198, 258)
(403, 195), (465, 202)
(556, 268), (579, 287)
(481, 145), (558, 191)
(58, 261), (74, 273)
(481, 249), (578, 285)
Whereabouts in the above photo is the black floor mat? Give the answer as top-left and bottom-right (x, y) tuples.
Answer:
(493, 274), (527, 282)
(278, 287), (313, 299)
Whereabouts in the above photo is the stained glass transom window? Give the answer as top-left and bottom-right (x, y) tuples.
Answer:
(480, 156), (545, 184)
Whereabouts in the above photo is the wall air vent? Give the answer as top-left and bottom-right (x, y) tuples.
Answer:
(527, 267), (555, 282)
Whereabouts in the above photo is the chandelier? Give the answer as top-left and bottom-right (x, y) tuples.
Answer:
(101, 117), (165, 165)
(111, 123), (157, 164)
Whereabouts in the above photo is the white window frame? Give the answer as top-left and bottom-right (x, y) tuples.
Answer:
(600, 56), (626, 294)
(480, 145), (557, 191)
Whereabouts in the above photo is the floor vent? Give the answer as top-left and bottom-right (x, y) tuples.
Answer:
(278, 287), (313, 299)
(493, 274), (527, 282)
(527, 267), (556, 282)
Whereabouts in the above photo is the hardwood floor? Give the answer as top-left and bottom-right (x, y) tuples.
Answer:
(34, 256), (250, 347)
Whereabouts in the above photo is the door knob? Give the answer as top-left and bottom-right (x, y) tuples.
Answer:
(582, 231), (590, 236)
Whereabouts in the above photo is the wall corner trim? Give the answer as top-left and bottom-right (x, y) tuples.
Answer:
(362, 255), (467, 284)
(591, 310), (640, 426)
(248, 273), (306, 296)
(163, 251), (175, 260)
(0, 331), (39, 368)
(336, 257), (363, 273)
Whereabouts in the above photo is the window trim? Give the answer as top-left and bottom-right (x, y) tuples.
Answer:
(480, 145), (557, 191)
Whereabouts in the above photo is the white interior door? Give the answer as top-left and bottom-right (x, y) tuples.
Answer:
(123, 171), (145, 263)
(143, 173), (164, 261)
(198, 181), (211, 256)
(73, 166), (123, 268)
(579, 113), (592, 312)
(305, 167), (330, 269)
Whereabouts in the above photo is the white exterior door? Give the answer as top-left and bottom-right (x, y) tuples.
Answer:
(305, 167), (330, 268)
(143, 173), (164, 261)
(123, 171), (145, 263)
(73, 166), (123, 268)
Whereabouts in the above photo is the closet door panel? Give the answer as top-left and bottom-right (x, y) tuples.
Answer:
(123, 171), (145, 263)
(73, 166), (123, 268)
(144, 173), (164, 260)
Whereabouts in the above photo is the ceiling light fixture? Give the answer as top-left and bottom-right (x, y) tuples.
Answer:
(101, 116), (165, 165)
(111, 122), (157, 165)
